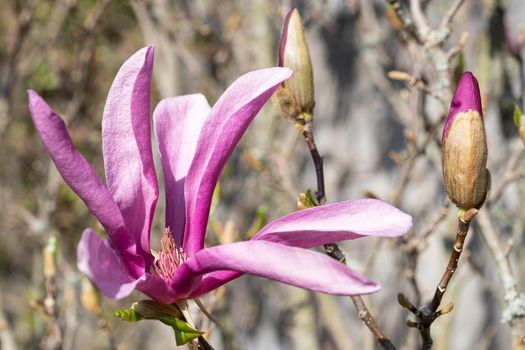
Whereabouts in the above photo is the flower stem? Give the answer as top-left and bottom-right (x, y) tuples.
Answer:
(41, 236), (62, 350)
(301, 119), (396, 350)
(302, 122), (326, 205)
(430, 215), (471, 312)
(177, 301), (215, 350)
(399, 209), (477, 349)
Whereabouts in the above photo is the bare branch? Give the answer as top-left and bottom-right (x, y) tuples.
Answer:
(439, 0), (467, 30)
(477, 210), (525, 341)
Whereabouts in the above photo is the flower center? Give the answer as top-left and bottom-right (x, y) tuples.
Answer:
(151, 228), (187, 285)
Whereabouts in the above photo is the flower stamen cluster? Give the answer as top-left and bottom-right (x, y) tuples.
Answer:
(152, 228), (187, 285)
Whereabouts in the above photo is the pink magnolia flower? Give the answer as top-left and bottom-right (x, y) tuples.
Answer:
(28, 46), (412, 304)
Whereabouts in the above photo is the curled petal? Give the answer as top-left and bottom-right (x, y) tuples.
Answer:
(78, 229), (144, 299)
(253, 199), (412, 248)
(154, 95), (209, 246)
(28, 91), (144, 277)
(177, 241), (380, 299)
(183, 67), (292, 255)
(102, 46), (158, 263)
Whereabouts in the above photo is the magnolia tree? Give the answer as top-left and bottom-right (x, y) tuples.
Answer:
(2, 1), (525, 349)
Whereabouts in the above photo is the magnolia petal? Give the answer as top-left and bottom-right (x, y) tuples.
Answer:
(177, 241), (379, 299)
(153, 95), (210, 246)
(136, 273), (181, 304)
(28, 91), (144, 277)
(253, 199), (412, 248)
(77, 229), (144, 299)
(186, 271), (241, 299)
(183, 67), (293, 255)
(102, 46), (158, 262)
(278, 10), (294, 67)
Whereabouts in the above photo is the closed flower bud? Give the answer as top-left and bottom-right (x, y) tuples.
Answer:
(274, 9), (314, 122)
(442, 72), (490, 210)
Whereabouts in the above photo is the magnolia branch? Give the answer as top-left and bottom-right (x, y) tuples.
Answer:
(429, 213), (473, 312)
(301, 119), (397, 350)
(384, 0), (421, 42)
(477, 210), (525, 342)
(399, 209), (477, 350)
(178, 301), (215, 350)
(40, 237), (62, 350)
(0, 293), (17, 350)
(302, 123), (326, 205)
(419, 200), (452, 241)
(409, 0), (430, 38)
(489, 147), (525, 204)
(0, 0), (35, 136)
(439, 0), (466, 30)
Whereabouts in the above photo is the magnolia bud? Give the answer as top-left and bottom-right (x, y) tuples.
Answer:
(442, 72), (490, 210)
(273, 9), (314, 122)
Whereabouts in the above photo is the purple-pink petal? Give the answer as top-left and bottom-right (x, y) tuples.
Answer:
(77, 229), (144, 299)
(102, 46), (158, 264)
(28, 91), (144, 277)
(177, 241), (380, 299)
(443, 71), (482, 140)
(136, 273), (181, 304)
(153, 95), (210, 246)
(187, 270), (241, 299)
(183, 67), (293, 256)
(278, 9), (295, 67)
(253, 199), (412, 248)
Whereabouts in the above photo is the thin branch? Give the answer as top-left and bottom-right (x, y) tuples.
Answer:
(429, 214), (472, 312)
(397, 292), (453, 350)
(390, 108), (444, 207)
(195, 298), (222, 328)
(387, 70), (447, 107)
(177, 301), (215, 350)
(439, 0), (467, 30)
(363, 238), (384, 276)
(0, 291), (18, 350)
(40, 237), (62, 350)
(391, 147), (418, 207)
(401, 241), (422, 307)
(131, 0), (222, 94)
(384, 0), (421, 42)
(419, 200), (451, 241)
(477, 210), (513, 281)
(409, 0), (430, 39)
(302, 122), (326, 205)
(396, 201), (451, 308)
(399, 208), (477, 349)
(446, 31), (469, 62)
(489, 147), (525, 204)
(1, 0), (35, 85)
(300, 119), (396, 350)
(464, 250), (500, 301)
(66, 0), (110, 118)
(477, 210), (525, 342)
(0, 0), (36, 136)
(521, 46), (525, 112)
(350, 296), (397, 350)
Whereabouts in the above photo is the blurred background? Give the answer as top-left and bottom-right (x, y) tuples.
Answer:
(1, 0), (525, 349)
